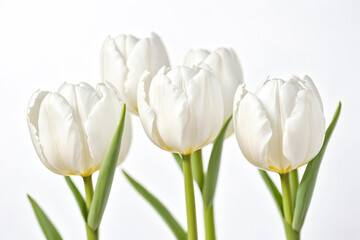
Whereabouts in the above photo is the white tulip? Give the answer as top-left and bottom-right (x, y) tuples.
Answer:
(101, 32), (170, 114)
(137, 66), (224, 155)
(233, 76), (325, 174)
(27, 82), (132, 177)
(184, 48), (243, 136)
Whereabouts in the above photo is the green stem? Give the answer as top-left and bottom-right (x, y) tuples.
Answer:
(289, 170), (299, 209)
(191, 149), (204, 191)
(83, 175), (99, 240)
(203, 203), (216, 240)
(182, 154), (198, 240)
(280, 173), (293, 225)
(283, 220), (300, 240)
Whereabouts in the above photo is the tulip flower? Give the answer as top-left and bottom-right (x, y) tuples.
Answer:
(184, 48), (243, 136)
(137, 66), (223, 239)
(101, 32), (170, 114)
(27, 82), (132, 177)
(137, 66), (224, 155)
(233, 76), (325, 174)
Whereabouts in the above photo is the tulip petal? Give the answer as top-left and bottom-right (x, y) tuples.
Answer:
(27, 90), (59, 173)
(186, 69), (223, 152)
(203, 48), (243, 136)
(279, 79), (303, 120)
(148, 70), (191, 154)
(86, 82), (129, 167)
(302, 75), (323, 111)
(113, 34), (139, 60)
(234, 93), (272, 170)
(137, 71), (169, 150)
(101, 36), (128, 103)
(283, 90), (325, 168)
(58, 82), (99, 173)
(126, 33), (170, 113)
(235, 92), (272, 170)
(58, 82), (98, 126)
(183, 49), (210, 67)
(255, 80), (292, 172)
(38, 93), (82, 175)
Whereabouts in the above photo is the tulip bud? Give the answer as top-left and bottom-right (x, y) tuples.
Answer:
(184, 48), (243, 136)
(27, 82), (132, 176)
(233, 76), (325, 174)
(137, 66), (224, 155)
(101, 33), (170, 114)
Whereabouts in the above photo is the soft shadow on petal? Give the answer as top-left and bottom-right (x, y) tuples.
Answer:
(235, 92), (272, 171)
(85, 83), (124, 168)
(149, 71), (190, 154)
(126, 33), (170, 114)
(186, 69), (223, 152)
(38, 93), (83, 175)
(183, 49), (210, 67)
(255, 80), (290, 171)
(283, 90), (325, 169)
(27, 90), (60, 173)
(101, 36), (128, 104)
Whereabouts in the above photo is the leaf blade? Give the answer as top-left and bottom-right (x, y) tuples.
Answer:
(64, 176), (87, 221)
(292, 102), (342, 231)
(87, 104), (127, 230)
(258, 170), (284, 217)
(27, 194), (62, 240)
(172, 153), (183, 171)
(203, 116), (232, 207)
(123, 170), (187, 240)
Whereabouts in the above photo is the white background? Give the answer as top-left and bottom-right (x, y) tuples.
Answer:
(0, 0), (359, 239)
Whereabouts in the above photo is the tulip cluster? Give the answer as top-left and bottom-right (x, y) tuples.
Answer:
(27, 32), (341, 240)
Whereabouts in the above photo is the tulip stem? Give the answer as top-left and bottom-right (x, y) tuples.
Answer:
(203, 203), (216, 240)
(83, 175), (99, 240)
(191, 149), (204, 191)
(182, 154), (198, 240)
(280, 173), (293, 225)
(192, 149), (216, 240)
(289, 169), (299, 209)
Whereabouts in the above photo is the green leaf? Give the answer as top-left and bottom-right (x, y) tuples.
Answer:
(203, 116), (232, 207)
(27, 194), (62, 240)
(65, 176), (87, 221)
(258, 170), (284, 217)
(87, 104), (127, 230)
(172, 153), (183, 171)
(292, 102), (342, 232)
(123, 170), (187, 240)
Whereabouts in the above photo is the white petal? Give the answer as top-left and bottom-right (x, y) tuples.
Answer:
(101, 36), (128, 103)
(27, 90), (60, 173)
(113, 34), (139, 60)
(85, 82), (127, 168)
(117, 114), (132, 165)
(148, 69), (191, 154)
(137, 71), (168, 150)
(58, 82), (99, 173)
(255, 80), (291, 172)
(38, 93), (83, 175)
(302, 75), (323, 111)
(234, 92), (272, 171)
(283, 90), (325, 169)
(183, 49), (210, 67)
(166, 66), (197, 90)
(203, 48), (243, 136)
(58, 82), (98, 127)
(186, 69), (223, 152)
(279, 79), (302, 121)
(126, 33), (170, 113)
